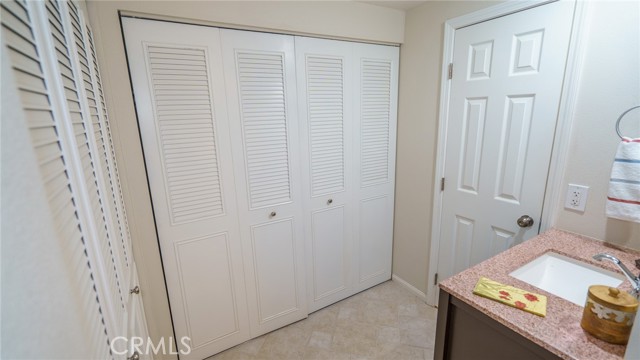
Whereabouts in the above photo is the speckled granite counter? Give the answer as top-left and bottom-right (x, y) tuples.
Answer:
(438, 228), (640, 360)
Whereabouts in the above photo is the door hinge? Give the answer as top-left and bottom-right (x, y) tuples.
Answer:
(440, 177), (445, 191)
(434, 273), (439, 285)
(448, 63), (453, 80)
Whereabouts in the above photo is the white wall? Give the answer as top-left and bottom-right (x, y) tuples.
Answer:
(1, 47), (94, 360)
(554, 0), (640, 250)
(85, 1), (405, 352)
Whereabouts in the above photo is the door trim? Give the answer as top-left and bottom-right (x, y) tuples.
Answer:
(426, 0), (591, 306)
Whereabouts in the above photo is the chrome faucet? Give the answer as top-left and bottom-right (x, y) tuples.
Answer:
(593, 253), (640, 300)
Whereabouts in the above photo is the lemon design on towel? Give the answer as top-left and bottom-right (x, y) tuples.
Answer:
(473, 277), (547, 317)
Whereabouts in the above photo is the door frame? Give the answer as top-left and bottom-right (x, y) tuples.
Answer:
(426, 0), (591, 306)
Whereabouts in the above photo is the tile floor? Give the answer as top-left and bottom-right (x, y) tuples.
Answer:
(209, 281), (438, 360)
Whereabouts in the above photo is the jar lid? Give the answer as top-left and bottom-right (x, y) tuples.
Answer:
(588, 285), (639, 312)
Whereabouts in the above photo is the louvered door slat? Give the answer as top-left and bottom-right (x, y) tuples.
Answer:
(50, 0), (128, 324)
(236, 51), (292, 208)
(145, 45), (225, 224)
(360, 59), (392, 186)
(65, 2), (135, 317)
(86, 28), (133, 270)
(306, 55), (345, 196)
(1, 1), (111, 358)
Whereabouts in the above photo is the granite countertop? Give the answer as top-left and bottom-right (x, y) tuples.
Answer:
(438, 228), (640, 360)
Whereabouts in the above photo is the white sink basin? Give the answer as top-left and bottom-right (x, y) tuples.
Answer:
(509, 252), (624, 306)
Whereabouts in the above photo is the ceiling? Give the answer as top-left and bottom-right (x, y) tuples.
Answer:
(359, 1), (428, 11)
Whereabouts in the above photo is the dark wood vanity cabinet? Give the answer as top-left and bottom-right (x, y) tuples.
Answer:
(434, 290), (561, 360)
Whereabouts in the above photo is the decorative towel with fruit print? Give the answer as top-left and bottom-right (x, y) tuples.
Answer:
(473, 277), (547, 317)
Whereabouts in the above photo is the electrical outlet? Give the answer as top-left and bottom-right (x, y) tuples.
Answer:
(564, 184), (589, 212)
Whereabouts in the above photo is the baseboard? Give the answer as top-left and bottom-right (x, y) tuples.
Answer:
(391, 274), (428, 302)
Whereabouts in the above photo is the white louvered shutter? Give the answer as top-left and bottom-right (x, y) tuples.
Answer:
(1, 1), (112, 358)
(306, 55), (346, 196)
(235, 51), (293, 209)
(360, 58), (393, 186)
(85, 23), (134, 269)
(294, 36), (354, 312)
(62, 0), (131, 299)
(38, 0), (127, 338)
(145, 45), (226, 224)
(353, 43), (398, 293)
(123, 18), (251, 358)
(221, 29), (307, 337)
(60, 1), (135, 345)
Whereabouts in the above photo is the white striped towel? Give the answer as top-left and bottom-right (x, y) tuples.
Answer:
(606, 137), (640, 223)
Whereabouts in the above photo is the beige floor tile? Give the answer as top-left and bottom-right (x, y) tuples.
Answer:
(236, 336), (266, 355)
(208, 281), (437, 360)
(303, 347), (351, 360)
(307, 331), (333, 349)
(376, 325), (401, 343)
(378, 344), (425, 360)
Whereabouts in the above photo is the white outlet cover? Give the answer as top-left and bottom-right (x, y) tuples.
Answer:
(564, 184), (589, 212)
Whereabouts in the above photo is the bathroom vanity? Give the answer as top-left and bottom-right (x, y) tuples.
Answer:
(434, 229), (640, 360)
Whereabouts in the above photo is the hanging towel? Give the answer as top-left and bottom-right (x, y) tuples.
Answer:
(606, 137), (640, 223)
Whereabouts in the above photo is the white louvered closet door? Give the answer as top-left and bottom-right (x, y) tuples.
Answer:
(221, 29), (307, 337)
(352, 43), (399, 293)
(122, 18), (250, 359)
(295, 37), (354, 312)
(59, 0), (135, 342)
(1, 1), (112, 358)
(33, 0), (134, 351)
(79, 10), (151, 358)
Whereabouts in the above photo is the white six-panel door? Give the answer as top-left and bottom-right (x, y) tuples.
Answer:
(437, 1), (574, 281)
(295, 37), (355, 312)
(220, 29), (308, 337)
(123, 19), (251, 359)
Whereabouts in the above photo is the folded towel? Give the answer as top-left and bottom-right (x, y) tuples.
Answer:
(606, 137), (640, 223)
(473, 277), (547, 317)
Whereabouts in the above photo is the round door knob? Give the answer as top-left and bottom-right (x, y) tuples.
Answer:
(128, 351), (140, 360)
(270, 211), (276, 218)
(517, 215), (534, 228)
(327, 199), (333, 205)
(130, 286), (140, 295)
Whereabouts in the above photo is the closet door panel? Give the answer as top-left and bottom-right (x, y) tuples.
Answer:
(250, 219), (298, 321)
(221, 29), (307, 337)
(310, 206), (348, 299)
(295, 36), (354, 312)
(123, 18), (250, 359)
(175, 234), (237, 346)
(358, 195), (392, 283)
(353, 43), (399, 292)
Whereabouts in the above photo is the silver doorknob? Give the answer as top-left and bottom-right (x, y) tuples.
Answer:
(128, 351), (140, 360)
(327, 199), (333, 205)
(517, 215), (534, 228)
(270, 211), (276, 218)
(130, 286), (140, 295)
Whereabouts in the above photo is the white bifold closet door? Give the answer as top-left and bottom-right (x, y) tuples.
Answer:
(295, 37), (354, 312)
(122, 19), (251, 359)
(220, 29), (308, 337)
(352, 43), (399, 292)
(124, 16), (397, 359)
(296, 38), (399, 303)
